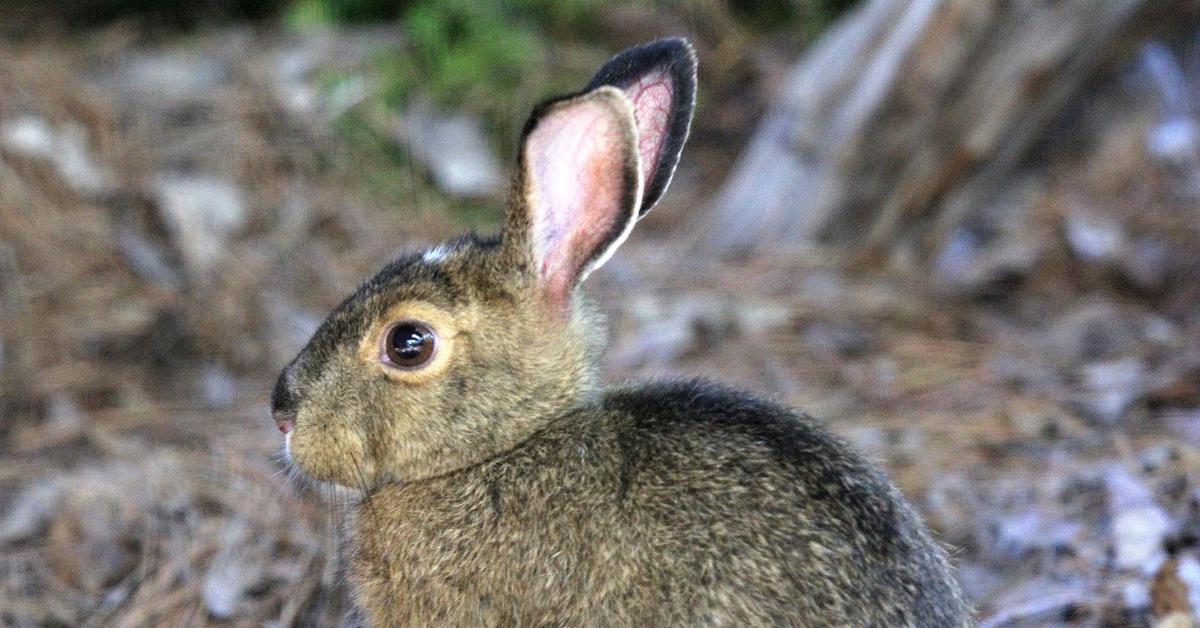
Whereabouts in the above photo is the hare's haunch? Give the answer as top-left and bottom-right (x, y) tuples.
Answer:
(272, 38), (972, 626)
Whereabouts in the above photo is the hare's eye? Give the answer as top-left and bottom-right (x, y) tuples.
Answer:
(383, 322), (436, 369)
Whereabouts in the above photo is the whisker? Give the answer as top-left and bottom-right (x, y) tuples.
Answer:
(350, 454), (377, 520)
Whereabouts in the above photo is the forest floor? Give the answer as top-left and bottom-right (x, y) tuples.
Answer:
(2, 18), (1199, 628)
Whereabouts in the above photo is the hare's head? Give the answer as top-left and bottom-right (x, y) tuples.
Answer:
(271, 39), (696, 489)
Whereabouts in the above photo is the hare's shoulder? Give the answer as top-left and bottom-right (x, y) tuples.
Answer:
(593, 380), (970, 625)
(596, 379), (938, 564)
(592, 379), (919, 547)
(598, 378), (854, 469)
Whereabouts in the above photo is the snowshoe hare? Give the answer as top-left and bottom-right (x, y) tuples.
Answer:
(272, 38), (971, 626)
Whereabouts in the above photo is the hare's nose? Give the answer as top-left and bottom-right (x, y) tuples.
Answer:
(274, 411), (296, 435)
(271, 366), (301, 435)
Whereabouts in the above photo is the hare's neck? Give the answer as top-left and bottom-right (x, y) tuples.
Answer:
(363, 387), (596, 497)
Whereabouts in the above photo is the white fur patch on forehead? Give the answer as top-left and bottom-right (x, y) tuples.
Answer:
(626, 68), (673, 187)
(523, 87), (642, 306)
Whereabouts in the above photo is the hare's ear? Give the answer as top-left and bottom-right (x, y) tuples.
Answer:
(585, 37), (697, 216)
(505, 87), (641, 309)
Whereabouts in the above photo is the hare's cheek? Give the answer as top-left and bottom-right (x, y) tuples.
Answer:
(286, 430), (316, 477)
(288, 423), (373, 489)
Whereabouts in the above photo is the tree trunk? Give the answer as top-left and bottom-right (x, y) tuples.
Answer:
(700, 0), (1198, 258)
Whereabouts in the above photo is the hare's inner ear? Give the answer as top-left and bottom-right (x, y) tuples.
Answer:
(585, 37), (697, 216)
(507, 87), (642, 309)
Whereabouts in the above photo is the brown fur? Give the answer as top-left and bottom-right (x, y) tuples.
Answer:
(273, 38), (972, 626)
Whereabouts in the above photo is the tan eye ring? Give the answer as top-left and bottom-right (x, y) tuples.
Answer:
(382, 321), (437, 369)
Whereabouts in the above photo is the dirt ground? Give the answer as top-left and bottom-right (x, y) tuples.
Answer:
(1, 18), (1199, 628)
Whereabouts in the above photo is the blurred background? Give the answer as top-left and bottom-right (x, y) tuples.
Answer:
(1, 1), (1199, 625)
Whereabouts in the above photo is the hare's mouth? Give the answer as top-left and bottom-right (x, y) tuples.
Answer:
(280, 427), (375, 498)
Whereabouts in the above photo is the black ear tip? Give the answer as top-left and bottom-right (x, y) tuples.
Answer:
(663, 37), (698, 64)
(645, 37), (697, 63)
(654, 37), (698, 83)
(585, 37), (699, 94)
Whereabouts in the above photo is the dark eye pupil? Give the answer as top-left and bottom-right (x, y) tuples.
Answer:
(386, 323), (435, 367)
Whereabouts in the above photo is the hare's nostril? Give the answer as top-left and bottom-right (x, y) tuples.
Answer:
(274, 412), (297, 435)
(276, 413), (297, 432)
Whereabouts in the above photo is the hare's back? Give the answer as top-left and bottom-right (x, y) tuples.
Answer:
(594, 379), (968, 625)
(601, 380), (910, 540)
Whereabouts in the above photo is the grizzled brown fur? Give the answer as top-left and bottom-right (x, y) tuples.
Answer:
(273, 38), (972, 626)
